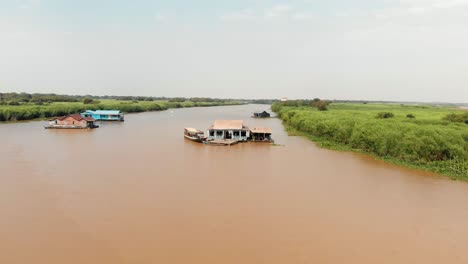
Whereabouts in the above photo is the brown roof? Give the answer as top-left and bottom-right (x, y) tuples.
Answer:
(211, 120), (246, 130)
(53, 114), (95, 122)
(185, 127), (203, 133)
(251, 127), (272, 134)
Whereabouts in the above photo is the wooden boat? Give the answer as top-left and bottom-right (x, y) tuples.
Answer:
(184, 128), (206, 142)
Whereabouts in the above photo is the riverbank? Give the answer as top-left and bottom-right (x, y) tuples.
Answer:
(272, 102), (467, 180)
(0, 100), (244, 122)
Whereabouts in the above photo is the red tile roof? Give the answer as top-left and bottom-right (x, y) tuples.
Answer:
(53, 114), (95, 122)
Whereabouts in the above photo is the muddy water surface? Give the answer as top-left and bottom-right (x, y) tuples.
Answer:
(1, 104), (468, 264)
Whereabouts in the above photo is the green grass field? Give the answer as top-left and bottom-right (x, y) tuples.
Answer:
(0, 99), (243, 122)
(272, 102), (468, 180)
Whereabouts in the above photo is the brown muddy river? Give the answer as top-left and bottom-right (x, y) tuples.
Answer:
(1, 104), (468, 264)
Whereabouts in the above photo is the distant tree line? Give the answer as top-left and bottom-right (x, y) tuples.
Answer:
(275, 98), (332, 111)
(0, 93), (248, 105)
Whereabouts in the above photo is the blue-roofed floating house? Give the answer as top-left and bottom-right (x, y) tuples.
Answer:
(81, 110), (124, 121)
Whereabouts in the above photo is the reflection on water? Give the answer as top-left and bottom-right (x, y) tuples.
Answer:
(1, 105), (468, 264)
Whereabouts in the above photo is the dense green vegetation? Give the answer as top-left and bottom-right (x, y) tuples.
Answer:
(272, 102), (468, 180)
(0, 99), (243, 122)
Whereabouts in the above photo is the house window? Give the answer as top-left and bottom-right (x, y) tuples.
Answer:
(233, 131), (240, 137)
(241, 131), (246, 137)
(210, 131), (215, 137)
(216, 131), (223, 136)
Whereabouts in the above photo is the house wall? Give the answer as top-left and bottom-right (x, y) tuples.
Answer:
(208, 129), (249, 141)
(88, 114), (121, 120)
(56, 117), (87, 127)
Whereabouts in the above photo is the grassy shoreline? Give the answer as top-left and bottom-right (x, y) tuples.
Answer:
(273, 103), (467, 181)
(0, 100), (244, 122)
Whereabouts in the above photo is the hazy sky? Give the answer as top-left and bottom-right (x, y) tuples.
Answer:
(1, 0), (467, 102)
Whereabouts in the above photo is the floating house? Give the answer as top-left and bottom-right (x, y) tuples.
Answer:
(252, 111), (271, 118)
(45, 114), (98, 129)
(250, 127), (273, 142)
(207, 120), (250, 141)
(81, 110), (124, 121)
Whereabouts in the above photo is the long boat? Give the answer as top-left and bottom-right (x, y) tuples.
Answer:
(184, 128), (206, 142)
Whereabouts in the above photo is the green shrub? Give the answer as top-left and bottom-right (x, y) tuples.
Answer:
(376, 112), (394, 119)
(407, 114), (415, 118)
(83, 98), (94, 104)
(445, 113), (468, 124)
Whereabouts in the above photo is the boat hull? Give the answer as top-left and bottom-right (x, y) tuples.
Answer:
(184, 135), (205, 143)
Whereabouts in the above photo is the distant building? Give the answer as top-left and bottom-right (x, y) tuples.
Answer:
(81, 110), (124, 121)
(207, 120), (250, 141)
(280, 97), (288, 102)
(252, 111), (271, 118)
(46, 114), (97, 129)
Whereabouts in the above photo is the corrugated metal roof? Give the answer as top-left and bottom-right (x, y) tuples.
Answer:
(83, 110), (121, 115)
(211, 120), (245, 130)
(251, 127), (272, 134)
(53, 114), (95, 122)
(185, 128), (202, 133)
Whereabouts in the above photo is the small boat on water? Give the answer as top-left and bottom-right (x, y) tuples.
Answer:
(184, 128), (206, 142)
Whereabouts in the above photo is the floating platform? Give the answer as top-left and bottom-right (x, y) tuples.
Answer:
(44, 125), (99, 129)
(203, 139), (239, 146)
(250, 139), (275, 143)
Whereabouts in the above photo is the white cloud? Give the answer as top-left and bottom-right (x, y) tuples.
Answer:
(155, 14), (169, 22)
(17, 0), (41, 9)
(375, 0), (468, 18)
(292, 13), (314, 20)
(220, 9), (257, 21)
(221, 4), (314, 22)
(3, 31), (30, 40)
(264, 4), (293, 19)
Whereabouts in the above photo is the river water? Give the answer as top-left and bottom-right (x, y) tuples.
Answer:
(1, 104), (467, 264)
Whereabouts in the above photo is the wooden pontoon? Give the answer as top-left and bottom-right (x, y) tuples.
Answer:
(203, 139), (239, 146)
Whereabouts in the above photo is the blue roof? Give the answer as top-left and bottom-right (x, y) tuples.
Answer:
(83, 110), (121, 115)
